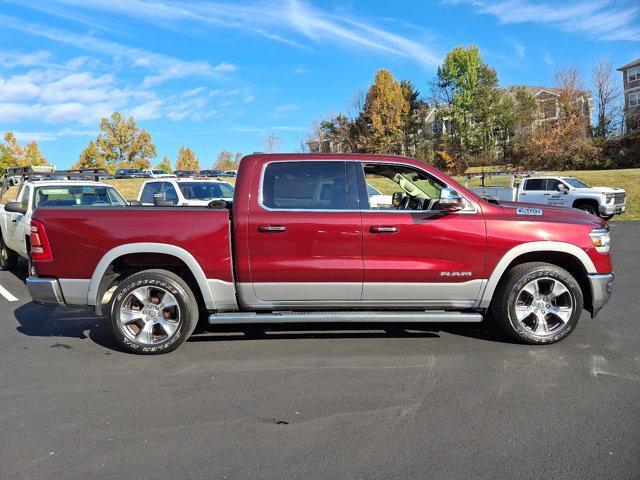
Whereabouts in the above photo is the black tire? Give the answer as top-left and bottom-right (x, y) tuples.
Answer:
(601, 214), (614, 221)
(491, 262), (583, 344)
(109, 269), (199, 354)
(0, 236), (18, 270)
(575, 202), (598, 216)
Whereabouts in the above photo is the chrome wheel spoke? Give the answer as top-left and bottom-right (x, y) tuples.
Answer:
(548, 306), (572, 323)
(515, 304), (534, 321)
(534, 313), (549, 335)
(158, 319), (178, 337)
(120, 307), (142, 325)
(136, 321), (155, 344)
(522, 281), (539, 297)
(158, 292), (178, 311)
(131, 287), (150, 306)
(549, 281), (568, 301)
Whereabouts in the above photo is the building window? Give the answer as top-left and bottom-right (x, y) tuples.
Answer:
(629, 89), (640, 108)
(628, 66), (640, 82)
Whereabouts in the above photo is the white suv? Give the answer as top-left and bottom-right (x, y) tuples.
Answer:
(137, 178), (235, 206)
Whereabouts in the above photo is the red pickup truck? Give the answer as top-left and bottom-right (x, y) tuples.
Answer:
(26, 153), (614, 354)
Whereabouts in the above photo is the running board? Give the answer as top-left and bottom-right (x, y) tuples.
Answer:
(208, 310), (483, 325)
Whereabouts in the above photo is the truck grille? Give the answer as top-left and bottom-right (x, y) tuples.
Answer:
(613, 193), (626, 204)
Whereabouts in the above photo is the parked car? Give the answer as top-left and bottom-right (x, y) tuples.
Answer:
(137, 178), (235, 206)
(222, 170), (237, 177)
(27, 153), (614, 354)
(366, 184), (393, 209)
(199, 169), (224, 177)
(173, 170), (198, 178)
(67, 168), (114, 181)
(0, 180), (128, 273)
(114, 169), (148, 179)
(471, 175), (626, 220)
(143, 169), (175, 179)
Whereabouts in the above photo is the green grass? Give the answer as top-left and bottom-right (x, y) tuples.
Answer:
(4, 169), (638, 220)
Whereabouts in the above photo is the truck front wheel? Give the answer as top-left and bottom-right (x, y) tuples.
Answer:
(491, 262), (583, 344)
(109, 269), (199, 354)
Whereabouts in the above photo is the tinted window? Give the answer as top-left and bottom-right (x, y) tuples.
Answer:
(178, 182), (235, 200)
(163, 183), (178, 202)
(524, 179), (544, 190)
(141, 182), (162, 203)
(262, 161), (347, 210)
(19, 186), (30, 208)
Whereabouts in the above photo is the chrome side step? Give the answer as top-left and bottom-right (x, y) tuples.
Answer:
(208, 310), (483, 325)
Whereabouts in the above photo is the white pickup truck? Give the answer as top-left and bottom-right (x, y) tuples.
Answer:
(0, 179), (128, 272)
(471, 175), (626, 220)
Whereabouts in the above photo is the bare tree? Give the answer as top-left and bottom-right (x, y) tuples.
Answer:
(592, 57), (621, 138)
(258, 131), (282, 153)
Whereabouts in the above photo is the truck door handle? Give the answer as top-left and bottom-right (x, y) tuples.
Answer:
(258, 225), (286, 233)
(11, 218), (17, 224)
(370, 226), (398, 233)
(543, 193), (550, 196)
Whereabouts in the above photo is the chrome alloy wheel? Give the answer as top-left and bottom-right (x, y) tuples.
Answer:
(118, 286), (181, 345)
(514, 277), (574, 337)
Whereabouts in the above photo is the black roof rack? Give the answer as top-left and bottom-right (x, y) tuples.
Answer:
(1, 166), (113, 199)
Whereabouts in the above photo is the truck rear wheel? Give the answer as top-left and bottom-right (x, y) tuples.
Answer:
(109, 269), (199, 354)
(0, 237), (18, 270)
(491, 262), (583, 344)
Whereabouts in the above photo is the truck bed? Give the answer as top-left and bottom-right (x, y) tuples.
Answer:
(32, 206), (233, 282)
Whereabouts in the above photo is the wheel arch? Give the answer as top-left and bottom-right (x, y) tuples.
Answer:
(477, 242), (595, 310)
(572, 197), (599, 209)
(89, 243), (219, 315)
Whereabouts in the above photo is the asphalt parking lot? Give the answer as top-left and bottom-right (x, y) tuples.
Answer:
(1, 222), (639, 480)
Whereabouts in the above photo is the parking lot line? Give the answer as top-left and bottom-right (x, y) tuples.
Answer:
(0, 284), (18, 302)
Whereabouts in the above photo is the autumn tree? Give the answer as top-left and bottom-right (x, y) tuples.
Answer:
(357, 69), (409, 154)
(156, 155), (173, 173)
(73, 140), (106, 170)
(592, 57), (620, 138)
(258, 132), (282, 153)
(213, 150), (237, 170)
(91, 112), (156, 172)
(175, 146), (200, 171)
(0, 132), (48, 170)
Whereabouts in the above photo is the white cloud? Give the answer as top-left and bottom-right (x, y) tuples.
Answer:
(0, 14), (237, 85)
(12, 128), (99, 142)
(448, 0), (640, 42)
(0, 50), (52, 68)
(36, 0), (441, 68)
(273, 102), (299, 118)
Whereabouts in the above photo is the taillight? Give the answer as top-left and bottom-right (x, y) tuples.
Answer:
(30, 220), (53, 261)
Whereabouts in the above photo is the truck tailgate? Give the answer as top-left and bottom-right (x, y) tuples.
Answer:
(32, 207), (233, 282)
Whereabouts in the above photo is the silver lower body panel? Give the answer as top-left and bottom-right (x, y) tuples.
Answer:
(209, 310), (483, 325)
(588, 273), (614, 318)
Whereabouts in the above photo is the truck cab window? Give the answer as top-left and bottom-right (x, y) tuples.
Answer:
(262, 161), (348, 210)
(18, 186), (30, 208)
(141, 182), (162, 204)
(362, 163), (445, 211)
(524, 179), (544, 190)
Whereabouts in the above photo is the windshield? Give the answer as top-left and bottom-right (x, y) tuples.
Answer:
(563, 177), (590, 188)
(178, 182), (234, 200)
(35, 185), (128, 207)
(152, 170), (167, 174)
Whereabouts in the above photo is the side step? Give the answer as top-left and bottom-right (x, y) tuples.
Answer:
(208, 310), (483, 325)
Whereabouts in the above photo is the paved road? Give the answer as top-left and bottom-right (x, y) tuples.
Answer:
(1, 222), (639, 479)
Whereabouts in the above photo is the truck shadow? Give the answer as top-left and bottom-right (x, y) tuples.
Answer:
(13, 302), (511, 352)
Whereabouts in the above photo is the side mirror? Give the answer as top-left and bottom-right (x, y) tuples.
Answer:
(5, 201), (27, 214)
(557, 184), (568, 194)
(391, 191), (406, 207)
(438, 188), (465, 212)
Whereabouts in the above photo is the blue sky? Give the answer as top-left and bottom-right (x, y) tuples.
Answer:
(1, 0), (639, 168)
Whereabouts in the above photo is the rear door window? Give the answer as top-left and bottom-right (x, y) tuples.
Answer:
(261, 161), (348, 210)
(524, 179), (545, 190)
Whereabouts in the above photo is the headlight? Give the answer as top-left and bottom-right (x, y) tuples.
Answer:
(589, 228), (610, 253)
